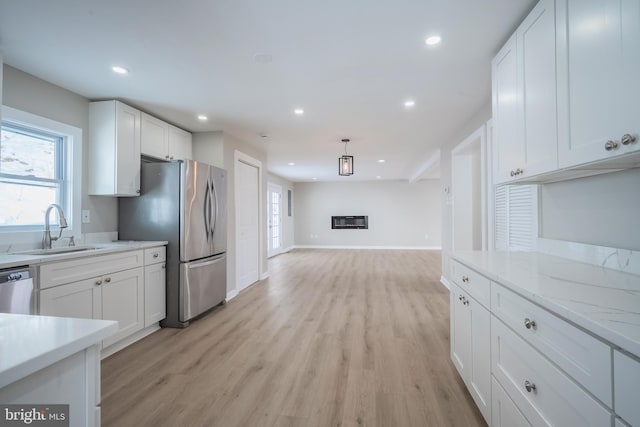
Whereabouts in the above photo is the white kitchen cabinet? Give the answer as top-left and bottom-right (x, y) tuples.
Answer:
(101, 267), (144, 348)
(141, 112), (192, 161)
(141, 112), (169, 160)
(40, 278), (102, 320)
(614, 350), (640, 427)
(556, 0), (640, 168)
(450, 283), (491, 424)
(492, 377), (531, 427)
(492, 318), (612, 427)
(492, 0), (557, 184)
(144, 246), (166, 327)
(168, 124), (192, 160)
(88, 100), (141, 196)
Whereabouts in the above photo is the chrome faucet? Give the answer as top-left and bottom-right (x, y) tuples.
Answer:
(43, 204), (68, 249)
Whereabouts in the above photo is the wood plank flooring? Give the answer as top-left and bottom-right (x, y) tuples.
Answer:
(101, 249), (486, 427)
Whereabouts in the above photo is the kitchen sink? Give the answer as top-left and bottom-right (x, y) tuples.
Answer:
(13, 246), (99, 256)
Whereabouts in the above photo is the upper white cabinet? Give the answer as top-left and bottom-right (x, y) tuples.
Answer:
(141, 112), (192, 161)
(556, 0), (640, 167)
(492, 0), (558, 184)
(89, 100), (141, 196)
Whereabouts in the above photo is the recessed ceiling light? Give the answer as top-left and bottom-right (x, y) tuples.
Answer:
(111, 66), (129, 75)
(378, 159), (386, 163)
(312, 177), (318, 180)
(404, 100), (415, 108)
(376, 176), (382, 179)
(288, 162), (296, 166)
(294, 108), (304, 115)
(197, 115), (208, 121)
(425, 35), (442, 46)
(253, 53), (273, 64)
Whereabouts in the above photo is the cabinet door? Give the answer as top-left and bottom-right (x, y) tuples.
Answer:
(557, 0), (640, 167)
(141, 112), (169, 160)
(467, 295), (491, 424)
(517, 0), (558, 177)
(101, 267), (144, 348)
(40, 279), (101, 320)
(492, 377), (531, 427)
(115, 102), (141, 196)
(144, 262), (166, 327)
(168, 125), (193, 160)
(450, 284), (470, 378)
(492, 34), (523, 184)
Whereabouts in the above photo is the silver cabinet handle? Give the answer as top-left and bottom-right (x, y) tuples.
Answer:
(459, 295), (464, 301)
(524, 318), (537, 330)
(104, 277), (111, 283)
(165, 155), (170, 159)
(153, 253), (159, 258)
(136, 189), (141, 194)
(604, 140), (618, 151)
(95, 279), (102, 285)
(462, 276), (469, 283)
(161, 263), (166, 269)
(621, 134), (637, 145)
(464, 299), (469, 306)
(510, 170), (515, 177)
(524, 380), (536, 393)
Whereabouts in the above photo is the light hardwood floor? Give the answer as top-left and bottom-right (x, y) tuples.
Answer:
(101, 249), (486, 427)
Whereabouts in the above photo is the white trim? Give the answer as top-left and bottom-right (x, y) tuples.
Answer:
(234, 150), (263, 293)
(260, 272), (270, 280)
(100, 324), (160, 359)
(293, 245), (442, 250)
(409, 150), (440, 183)
(0, 106), (83, 248)
(226, 289), (239, 301)
(439, 275), (452, 290)
(283, 245), (295, 253)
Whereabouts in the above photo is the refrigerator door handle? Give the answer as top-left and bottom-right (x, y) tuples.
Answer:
(211, 178), (218, 238)
(203, 182), (211, 237)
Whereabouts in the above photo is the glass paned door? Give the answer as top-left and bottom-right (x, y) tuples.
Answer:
(267, 183), (282, 257)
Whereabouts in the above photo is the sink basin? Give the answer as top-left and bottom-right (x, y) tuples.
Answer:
(13, 246), (99, 256)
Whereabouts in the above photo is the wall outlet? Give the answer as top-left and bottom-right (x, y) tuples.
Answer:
(81, 209), (90, 224)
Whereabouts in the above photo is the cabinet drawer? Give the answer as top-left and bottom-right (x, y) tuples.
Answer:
(491, 282), (612, 406)
(614, 350), (640, 427)
(40, 250), (144, 290)
(492, 376), (531, 427)
(144, 246), (166, 265)
(451, 259), (490, 309)
(492, 318), (612, 427)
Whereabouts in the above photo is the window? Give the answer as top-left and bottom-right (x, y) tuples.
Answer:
(0, 123), (67, 228)
(0, 106), (82, 238)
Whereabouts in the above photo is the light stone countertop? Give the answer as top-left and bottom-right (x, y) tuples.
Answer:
(0, 240), (168, 270)
(450, 250), (640, 359)
(0, 313), (117, 388)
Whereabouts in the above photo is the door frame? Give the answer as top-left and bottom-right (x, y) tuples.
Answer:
(233, 150), (263, 294)
(267, 182), (283, 258)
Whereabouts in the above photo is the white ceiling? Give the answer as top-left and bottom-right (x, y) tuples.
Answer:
(0, 0), (535, 182)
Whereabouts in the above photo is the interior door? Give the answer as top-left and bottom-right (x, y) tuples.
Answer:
(180, 160), (211, 262)
(267, 183), (282, 258)
(236, 160), (260, 291)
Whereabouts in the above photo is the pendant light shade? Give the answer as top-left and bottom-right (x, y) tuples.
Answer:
(338, 138), (354, 176)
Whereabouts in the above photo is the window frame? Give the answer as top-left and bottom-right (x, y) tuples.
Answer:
(0, 106), (82, 246)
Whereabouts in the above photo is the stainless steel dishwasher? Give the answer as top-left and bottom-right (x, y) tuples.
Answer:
(0, 266), (36, 314)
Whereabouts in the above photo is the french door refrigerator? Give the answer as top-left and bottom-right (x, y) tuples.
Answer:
(119, 160), (227, 328)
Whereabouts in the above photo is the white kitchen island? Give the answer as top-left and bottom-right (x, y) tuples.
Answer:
(0, 313), (117, 427)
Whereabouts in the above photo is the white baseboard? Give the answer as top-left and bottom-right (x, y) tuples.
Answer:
(260, 271), (270, 280)
(439, 275), (452, 290)
(226, 289), (239, 301)
(101, 323), (160, 359)
(283, 246), (295, 253)
(292, 245), (442, 250)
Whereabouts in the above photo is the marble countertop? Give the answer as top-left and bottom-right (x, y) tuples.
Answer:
(450, 251), (640, 358)
(0, 240), (167, 270)
(0, 313), (117, 388)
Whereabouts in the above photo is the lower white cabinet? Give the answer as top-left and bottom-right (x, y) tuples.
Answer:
(614, 350), (640, 427)
(40, 267), (145, 349)
(491, 377), (530, 427)
(450, 283), (491, 424)
(144, 261), (166, 327)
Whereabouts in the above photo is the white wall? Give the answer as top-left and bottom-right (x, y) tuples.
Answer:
(540, 168), (640, 251)
(440, 103), (493, 278)
(267, 173), (295, 252)
(293, 180), (441, 248)
(192, 131), (224, 168)
(2, 65), (118, 236)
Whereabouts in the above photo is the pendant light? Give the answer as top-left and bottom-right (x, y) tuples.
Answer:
(338, 138), (354, 176)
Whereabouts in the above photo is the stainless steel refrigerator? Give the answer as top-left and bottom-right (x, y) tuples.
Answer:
(119, 160), (227, 328)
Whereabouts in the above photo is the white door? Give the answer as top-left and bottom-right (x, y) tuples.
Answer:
(236, 160), (260, 292)
(267, 183), (283, 258)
